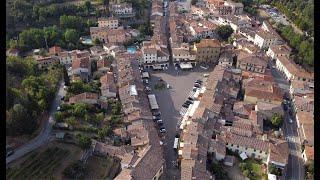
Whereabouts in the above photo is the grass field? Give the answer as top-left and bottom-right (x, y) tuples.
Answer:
(6, 146), (71, 180)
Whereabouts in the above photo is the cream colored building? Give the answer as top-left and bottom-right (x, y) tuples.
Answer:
(194, 39), (221, 64)
(98, 17), (119, 29)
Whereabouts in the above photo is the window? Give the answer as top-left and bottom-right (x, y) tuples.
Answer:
(254, 149), (256, 152)
(231, 144), (233, 147)
(237, 145), (239, 148)
(260, 150), (262, 153)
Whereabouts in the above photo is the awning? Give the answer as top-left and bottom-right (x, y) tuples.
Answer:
(179, 62), (193, 69)
(142, 72), (149, 78)
(240, 152), (248, 160)
(268, 174), (277, 180)
(148, 94), (159, 110)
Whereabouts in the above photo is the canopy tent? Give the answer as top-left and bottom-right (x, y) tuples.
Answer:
(240, 152), (248, 160)
(179, 62), (193, 69)
(148, 94), (159, 110)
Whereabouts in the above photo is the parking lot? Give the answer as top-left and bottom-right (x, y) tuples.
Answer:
(146, 65), (212, 179)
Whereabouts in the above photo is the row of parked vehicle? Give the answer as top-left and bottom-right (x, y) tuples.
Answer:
(139, 68), (167, 134)
(182, 79), (203, 109)
(152, 111), (166, 133)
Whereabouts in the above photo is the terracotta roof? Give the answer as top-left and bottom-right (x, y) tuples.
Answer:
(269, 44), (292, 55)
(225, 131), (269, 152)
(296, 110), (313, 126)
(304, 146), (314, 161)
(72, 57), (90, 69)
(131, 145), (164, 179)
(269, 139), (289, 165)
(302, 124), (314, 146)
(196, 39), (221, 48)
(69, 92), (99, 104)
(277, 56), (314, 80)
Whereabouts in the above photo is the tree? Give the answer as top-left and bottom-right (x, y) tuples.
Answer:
(63, 160), (87, 179)
(64, 29), (79, 44)
(6, 104), (37, 135)
(73, 103), (87, 117)
(76, 134), (91, 149)
(93, 38), (101, 45)
(95, 112), (105, 122)
(271, 113), (283, 128)
(215, 25), (234, 41)
(55, 111), (63, 122)
(63, 66), (70, 86)
(306, 160), (314, 176)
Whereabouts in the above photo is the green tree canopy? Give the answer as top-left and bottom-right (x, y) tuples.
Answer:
(215, 25), (234, 41)
(271, 113), (283, 128)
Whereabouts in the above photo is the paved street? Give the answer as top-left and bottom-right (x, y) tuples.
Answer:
(6, 81), (66, 165)
(283, 103), (304, 180)
(267, 60), (304, 180)
(148, 66), (212, 180)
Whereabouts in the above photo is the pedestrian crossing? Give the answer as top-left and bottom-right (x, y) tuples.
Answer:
(180, 107), (188, 116)
(285, 136), (296, 143)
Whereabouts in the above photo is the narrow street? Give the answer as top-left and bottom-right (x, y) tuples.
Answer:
(268, 60), (304, 180)
(6, 81), (66, 165)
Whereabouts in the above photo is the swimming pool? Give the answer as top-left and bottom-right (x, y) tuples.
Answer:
(81, 37), (93, 45)
(127, 46), (137, 54)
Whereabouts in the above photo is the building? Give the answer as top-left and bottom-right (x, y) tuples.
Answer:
(69, 92), (99, 104)
(224, 1), (244, 15)
(266, 44), (292, 60)
(177, 0), (192, 12)
(110, 3), (134, 17)
(98, 17), (119, 29)
(33, 55), (60, 69)
(172, 43), (197, 66)
(194, 39), (221, 64)
(236, 51), (268, 74)
(225, 131), (269, 161)
(267, 140), (289, 170)
(295, 110), (313, 146)
(71, 56), (91, 82)
(275, 56), (314, 82)
(100, 72), (117, 99)
(90, 28), (129, 44)
(244, 78), (283, 105)
(302, 146), (314, 163)
(49, 45), (62, 55)
(254, 30), (282, 50)
(218, 51), (234, 67)
(140, 41), (169, 70)
(6, 48), (20, 57)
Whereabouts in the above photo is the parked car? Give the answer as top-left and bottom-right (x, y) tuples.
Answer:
(188, 97), (194, 101)
(6, 145), (14, 157)
(160, 128), (166, 133)
(152, 111), (161, 116)
(195, 80), (202, 84)
(192, 87), (199, 92)
(186, 100), (193, 104)
(153, 115), (161, 120)
(182, 103), (190, 108)
(194, 84), (201, 88)
(57, 106), (61, 111)
(203, 74), (209, 77)
(157, 119), (163, 124)
(289, 118), (293, 124)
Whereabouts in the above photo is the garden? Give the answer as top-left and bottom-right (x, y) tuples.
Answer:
(7, 147), (70, 179)
(239, 158), (266, 180)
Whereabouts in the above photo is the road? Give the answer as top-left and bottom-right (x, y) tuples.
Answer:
(268, 60), (304, 179)
(148, 66), (212, 180)
(6, 81), (66, 165)
(283, 105), (304, 180)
